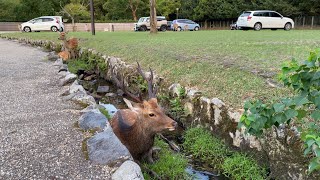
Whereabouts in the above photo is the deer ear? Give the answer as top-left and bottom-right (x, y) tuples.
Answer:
(123, 98), (143, 113)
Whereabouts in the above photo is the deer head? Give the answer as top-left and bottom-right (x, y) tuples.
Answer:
(110, 63), (177, 161)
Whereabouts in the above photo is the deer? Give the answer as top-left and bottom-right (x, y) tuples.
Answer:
(58, 32), (78, 60)
(58, 51), (70, 62)
(109, 63), (178, 163)
(184, 24), (189, 31)
(173, 23), (179, 31)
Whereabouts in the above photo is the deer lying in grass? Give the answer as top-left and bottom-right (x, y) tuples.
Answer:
(58, 32), (78, 60)
(110, 63), (177, 162)
(58, 51), (70, 62)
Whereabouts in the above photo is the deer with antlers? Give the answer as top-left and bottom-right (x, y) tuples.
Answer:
(58, 32), (78, 60)
(110, 63), (177, 162)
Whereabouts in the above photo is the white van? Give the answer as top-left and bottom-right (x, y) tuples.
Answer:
(134, 16), (168, 32)
(21, 16), (64, 32)
(237, 10), (294, 31)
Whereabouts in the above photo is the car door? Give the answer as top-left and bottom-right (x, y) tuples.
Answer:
(42, 18), (54, 30)
(259, 12), (271, 28)
(185, 20), (196, 30)
(31, 18), (43, 30)
(269, 12), (283, 28)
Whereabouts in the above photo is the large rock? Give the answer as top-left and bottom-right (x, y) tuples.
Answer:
(87, 126), (132, 166)
(112, 161), (144, 180)
(79, 110), (108, 131)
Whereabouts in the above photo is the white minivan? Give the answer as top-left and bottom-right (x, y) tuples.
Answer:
(21, 16), (64, 32)
(237, 10), (294, 31)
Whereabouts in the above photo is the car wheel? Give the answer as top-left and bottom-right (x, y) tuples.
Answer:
(51, 26), (58, 32)
(60, 27), (64, 32)
(140, 26), (147, 31)
(160, 25), (167, 32)
(23, 26), (31, 32)
(177, 27), (182, 31)
(194, 26), (199, 31)
(254, 23), (262, 31)
(284, 23), (292, 31)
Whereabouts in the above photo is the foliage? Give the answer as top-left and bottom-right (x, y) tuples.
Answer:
(143, 138), (189, 179)
(222, 153), (266, 180)
(99, 108), (111, 119)
(67, 58), (94, 74)
(156, 0), (181, 19)
(239, 49), (320, 172)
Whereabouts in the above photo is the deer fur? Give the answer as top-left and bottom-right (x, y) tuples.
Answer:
(58, 51), (70, 62)
(58, 32), (78, 60)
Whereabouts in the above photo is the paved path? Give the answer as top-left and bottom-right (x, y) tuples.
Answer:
(0, 39), (111, 179)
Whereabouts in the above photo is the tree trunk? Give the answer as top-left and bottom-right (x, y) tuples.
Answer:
(149, 0), (157, 34)
(132, 9), (137, 21)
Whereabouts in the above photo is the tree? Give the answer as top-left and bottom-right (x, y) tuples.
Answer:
(0, 0), (20, 21)
(180, 0), (199, 19)
(60, 0), (90, 31)
(156, 0), (181, 19)
(149, 0), (157, 33)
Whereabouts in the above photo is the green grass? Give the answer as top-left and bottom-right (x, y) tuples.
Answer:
(3, 30), (320, 107)
(183, 127), (267, 179)
(143, 138), (189, 179)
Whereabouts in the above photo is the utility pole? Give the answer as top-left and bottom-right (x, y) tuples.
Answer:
(90, 0), (95, 35)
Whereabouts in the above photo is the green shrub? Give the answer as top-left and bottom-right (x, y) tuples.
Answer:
(222, 153), (266, 180)
(67, 59), (94, 74)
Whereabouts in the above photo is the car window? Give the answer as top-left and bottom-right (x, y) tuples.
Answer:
(186, 20), (195, 24)
(43, 18), (54, 22)
(178, 20), (187, 23)
(240, 12), (251, 17)
(261, 12), (270, 17)
(270, 12), (282, 18)
(34, 18), (43, 23)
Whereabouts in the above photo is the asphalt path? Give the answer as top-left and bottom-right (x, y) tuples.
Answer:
(0, 39), (111, 179)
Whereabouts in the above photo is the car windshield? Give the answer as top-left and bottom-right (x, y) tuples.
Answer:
(240, 12), (251, 17)
(138, 18), (145, 22)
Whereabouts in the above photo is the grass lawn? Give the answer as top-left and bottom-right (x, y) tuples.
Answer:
(3, 30), (320, 108)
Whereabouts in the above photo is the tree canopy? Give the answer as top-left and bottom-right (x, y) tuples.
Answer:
(0, 0), (319, 22)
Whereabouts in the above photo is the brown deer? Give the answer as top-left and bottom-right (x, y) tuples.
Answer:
(58, 51), (70, 62)
(58, 32), (78, 60)
(110, 63), (177, 162)
(184, 24), (189, 31)
(173, 23), (179, 31)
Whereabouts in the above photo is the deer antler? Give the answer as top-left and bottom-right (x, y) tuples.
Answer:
(110, 64), (142, 103)
(136, 62), (157, 99)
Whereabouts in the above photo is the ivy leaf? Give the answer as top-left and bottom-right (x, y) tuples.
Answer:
(293, 96), (310, 107)
(308, 157), (320, 172)
(311, 110), (320, 121)
(311, 71), (320, 81)
(297, 110), (307, 120)
(284, 109), (298, 120)
(273, 103), (285, 113)
(273, 113), (287, 124)
(315, 148), (320, 157)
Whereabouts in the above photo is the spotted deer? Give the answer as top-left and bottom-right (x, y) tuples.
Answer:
(184, 24), (189, 31)
(58, 32), (78, 60)
(110, 63), (177, 162)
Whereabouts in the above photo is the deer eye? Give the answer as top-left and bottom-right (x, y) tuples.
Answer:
(149, 113), (155, 117)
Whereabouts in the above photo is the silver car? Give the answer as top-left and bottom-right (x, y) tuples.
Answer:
(171, 19), (200, 31)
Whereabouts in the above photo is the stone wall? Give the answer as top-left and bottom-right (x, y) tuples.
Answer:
(1, 35), (319, 179)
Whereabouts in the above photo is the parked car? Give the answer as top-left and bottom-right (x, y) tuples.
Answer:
(171, 19), (200, 31)
(236, 10), (294, 31)
(21, 16), (64, 32)
(134, 16), (168, 32)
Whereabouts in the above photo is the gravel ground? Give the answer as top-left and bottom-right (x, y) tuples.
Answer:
(0, 39), (112, 179)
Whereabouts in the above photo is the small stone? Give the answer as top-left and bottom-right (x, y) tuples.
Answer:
(84, 74), (96, 81)
(59, 73), (77, 86)
(105, 93), (117, 97)
(53, 58), (63, 67)
(58, 64), (68, 72)
(211, 98), (225, 108)
(97, 86), (110, 93)
(112, 161), (144, 180)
